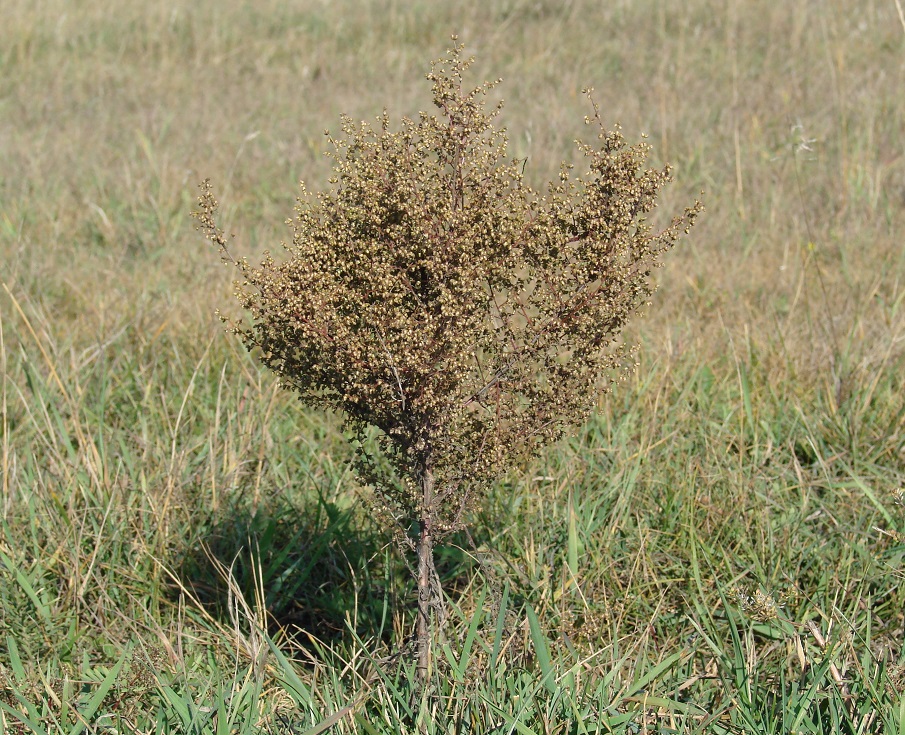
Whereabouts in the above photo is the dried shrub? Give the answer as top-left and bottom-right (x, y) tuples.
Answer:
(194, 41), (701, 679)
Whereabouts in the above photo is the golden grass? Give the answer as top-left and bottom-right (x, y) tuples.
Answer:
(3, 0), (902, 363)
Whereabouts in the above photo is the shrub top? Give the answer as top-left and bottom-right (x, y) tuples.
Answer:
(195, 43), (701, 535)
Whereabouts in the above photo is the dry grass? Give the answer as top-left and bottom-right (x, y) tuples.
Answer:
(3, 0), (903, 353)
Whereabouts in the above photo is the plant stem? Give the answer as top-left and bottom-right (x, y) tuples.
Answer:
(416, 464), (435, 685)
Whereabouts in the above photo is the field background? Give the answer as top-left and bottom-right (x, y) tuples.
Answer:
(2, 0), (904, 732)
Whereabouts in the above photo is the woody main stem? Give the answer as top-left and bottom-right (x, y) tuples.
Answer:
(416, 464), (435, 684)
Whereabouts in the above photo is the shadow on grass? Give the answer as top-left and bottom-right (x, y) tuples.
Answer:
(174, 492), (401, 648)
(173, 492), (480, 651)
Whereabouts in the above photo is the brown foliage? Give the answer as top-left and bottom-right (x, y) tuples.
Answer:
(194, 41), (700, 674)
(196, 44), (698, 535)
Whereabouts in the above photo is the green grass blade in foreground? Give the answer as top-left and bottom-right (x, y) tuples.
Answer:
(352, 713), (383, 735)
(567, 495), (580, 585)
(526, 605), (555, 696)
(4, 636), (26, 683)
(484, 697), (541, 735)
(840, 464), (894, 526)
(215, 696), (230, 735)
(156, 686), (189, 731)
(0, 551), (53, 626)
(457, 584), (486, 682)
(492, 581), (511, 667)
(437, 583), (489, 685)
(157, 684), (217, 732)
(80, 653), (129, 734)
(0, 698), (50, 735)
(265, 633), (314, 709)
(622, 651), (684, 701)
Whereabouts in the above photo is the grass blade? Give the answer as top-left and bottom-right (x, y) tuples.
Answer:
(5, 637), (26, 683)
(0, 552), (51, 624)
(0, 699), (50, 735)
(266, 634), (313, 706)
(622, 651), (682, 700)
(526, 605), (555, 695)
(69, 648), (130, 735)
(456, 584), (486, 681)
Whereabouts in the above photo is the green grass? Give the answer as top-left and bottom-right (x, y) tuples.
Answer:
(2, 0), (905, 731)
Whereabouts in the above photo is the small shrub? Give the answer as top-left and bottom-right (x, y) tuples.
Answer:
(194, 41), (701, 681)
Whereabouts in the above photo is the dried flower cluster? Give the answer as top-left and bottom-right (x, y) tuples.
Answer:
(733, 586), (781, 623)
(194, 42), (700, 677)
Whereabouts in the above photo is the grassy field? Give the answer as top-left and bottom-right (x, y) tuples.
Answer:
(2, 0), (905, 731)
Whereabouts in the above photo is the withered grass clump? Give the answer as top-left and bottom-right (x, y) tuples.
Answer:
(194, 42), (701, 679)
